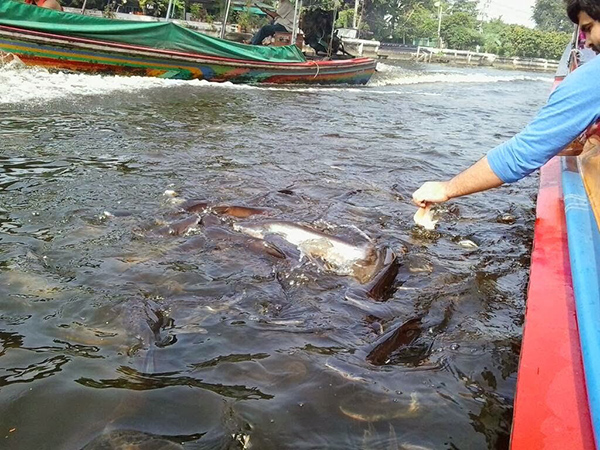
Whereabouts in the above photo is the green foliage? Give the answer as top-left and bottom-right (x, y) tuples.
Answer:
(103, 5), (117, 18)
(450, 0), (479, 15)
(189, 3), (206, 21)
(139, 0), (184, 17)
(316, 0), (343, 10)
(440, 11), (483, 49)
(481, 20), (571, 59)
(481, 18), (507, 54)
(336, 8), (354, 28)
(393, 4), (437, 43)
(509, 26), (561, 58)
(504, 26), (570, 59)
(232, 2), (268, 33)
(361, 0), (432, 40)
(354, 0), (571, 58)
(505, 26), (541, 57)
(138, 0), (164, 16)
(538, 30), (571, 59)
(533, 0), (574, 33)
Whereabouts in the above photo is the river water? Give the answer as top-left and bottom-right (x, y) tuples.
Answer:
(0, 61), (550, 450)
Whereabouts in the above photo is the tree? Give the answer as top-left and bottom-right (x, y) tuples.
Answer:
(440, 10), (483, 50)
(450, 0), (479, 15)
(362, 0), (437, 40)
(533, 0), (574, 33)
(482, 18), (509, 55)
(336, 8), (354, 28)
(354, 0), (567, 56)
(494, 24), (571, 59)
(393, 4), (438, 43)
(138, 0), (184, 17)
(506, 26), (542, 57)
(537, 29), (572, 59)
(361, 0), (394, 39)
(190, 3), (206, 21)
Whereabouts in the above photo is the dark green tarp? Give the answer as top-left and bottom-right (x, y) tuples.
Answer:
(231, 0), (276, 16)
(0, 0), (306, 63)
(232, 6), (268, 17)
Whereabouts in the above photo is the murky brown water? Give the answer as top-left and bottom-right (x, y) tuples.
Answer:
(0, 62), (549, 449)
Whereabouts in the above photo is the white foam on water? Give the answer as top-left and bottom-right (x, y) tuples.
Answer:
(0, 60), (554, 104)
(0, 63), (351, 102)
(371, 62), (554, 86)
(0, 64), (251, 104)
(208, 63), (554, 91)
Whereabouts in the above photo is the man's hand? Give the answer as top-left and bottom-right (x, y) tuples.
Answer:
(412, 181), (450, 207)
(412, 156), (503, 207)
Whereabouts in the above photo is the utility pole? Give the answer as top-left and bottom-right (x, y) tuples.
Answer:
(434, 1), (443, 49)
(220, 0), (232, 38)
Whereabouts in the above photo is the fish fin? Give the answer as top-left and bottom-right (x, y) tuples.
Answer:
(366, 317), (422, 365)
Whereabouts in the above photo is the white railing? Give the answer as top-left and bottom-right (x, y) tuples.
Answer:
(341, 38), (380, 56)
(370, 41), (560, 71)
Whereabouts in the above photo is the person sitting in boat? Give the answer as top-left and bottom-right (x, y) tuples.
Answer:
(412, 0), (600, 211)
(250, 0), (295, 45)
(25, 0), (64, 12)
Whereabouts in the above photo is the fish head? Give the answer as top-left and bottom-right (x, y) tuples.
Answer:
(180, 199), (209, 214)
(213, 205), (267, 218)
(351, 245), (383, 284)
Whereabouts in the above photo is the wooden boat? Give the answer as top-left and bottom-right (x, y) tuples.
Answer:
(510, 35), (599, 449)
(0, 0), (376, 85)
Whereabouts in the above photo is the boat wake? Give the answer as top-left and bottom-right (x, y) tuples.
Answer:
(0, 65), (349, 103)
(0, 61), (553, 104)
(0, 64), (200, 104)
(0, 64), (340, 103)
(370, 62), (554, 87)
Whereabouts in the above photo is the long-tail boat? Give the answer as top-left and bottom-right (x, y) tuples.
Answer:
(510, 32), (599, 449)
(0, 0), (376, 84)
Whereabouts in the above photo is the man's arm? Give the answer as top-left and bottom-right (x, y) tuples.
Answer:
(265, 9), (278, 19)
(255, 4), (278, 19)
(412, 157), (503, 207)
(413, 55), (600, 206)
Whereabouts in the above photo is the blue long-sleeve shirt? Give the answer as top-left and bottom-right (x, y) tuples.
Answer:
(487, 54), (600, 183)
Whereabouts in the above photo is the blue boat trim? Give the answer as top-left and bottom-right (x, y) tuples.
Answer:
(561, 156), (600, 448)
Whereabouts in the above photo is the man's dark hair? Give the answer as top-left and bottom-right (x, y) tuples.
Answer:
(566, 0), (600, 24)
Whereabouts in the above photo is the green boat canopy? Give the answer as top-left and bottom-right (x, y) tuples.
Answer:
(232, 6), (268, 16)
(0, 0), (306, 63)
(231, 0), (275, 17)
